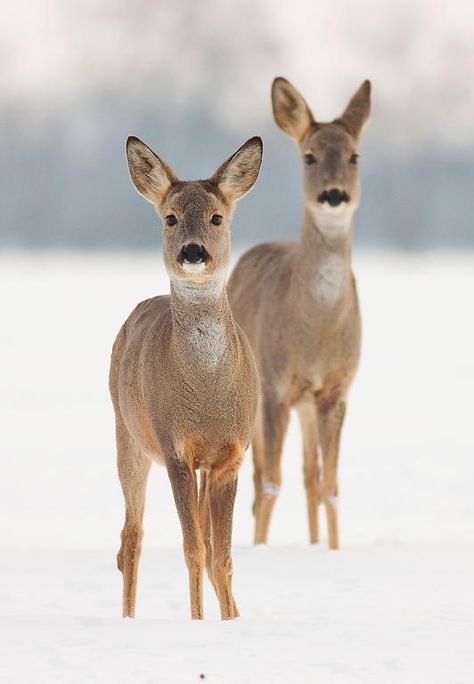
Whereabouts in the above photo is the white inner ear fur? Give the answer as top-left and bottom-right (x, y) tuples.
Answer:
(273, 83), (312, 138)
(219, 147), (260, 199)
(127, 145), (172, 202)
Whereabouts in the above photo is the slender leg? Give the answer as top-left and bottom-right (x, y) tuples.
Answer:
(200, 469), (239, 617)
(167, 455), (206, 619)
(254, 396), (289, 545)
(198, 470), (215, 589)
(251, 404), (264, 520)
(208, 468), (240, 620)
(116, 418), (151, 618)
(318, 400), (346, 550)
(297, 399), (321, 544)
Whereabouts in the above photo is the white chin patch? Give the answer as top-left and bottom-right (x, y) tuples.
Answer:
(182, 261), (206, 274)
(310, 205), (353, 237)
(320, 202), (349, 216)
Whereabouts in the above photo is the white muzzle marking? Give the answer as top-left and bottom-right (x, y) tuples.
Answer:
(182, 262), (206, 274)
(310, 205), (353, 239)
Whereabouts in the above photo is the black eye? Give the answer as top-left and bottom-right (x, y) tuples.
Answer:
(211, 214), (223, 226)
(304, 153), (317, 165)
(165, 214), (177, 226)
(349, 154), (359, 165)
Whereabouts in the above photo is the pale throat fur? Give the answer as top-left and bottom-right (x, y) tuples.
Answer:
(295, 204), (354, 309)
(170, 271), (234, 372)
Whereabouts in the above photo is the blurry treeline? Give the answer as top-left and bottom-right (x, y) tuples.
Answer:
(1, 0), (473, 250)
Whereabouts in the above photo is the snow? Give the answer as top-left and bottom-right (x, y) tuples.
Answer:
(2, 545), (474, 683)
(1, 251), (474, 682)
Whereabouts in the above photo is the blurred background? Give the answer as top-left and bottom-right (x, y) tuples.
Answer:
(1, 0), (474, 250)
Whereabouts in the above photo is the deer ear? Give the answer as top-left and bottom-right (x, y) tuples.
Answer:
(337, 80), (371, 140)
(126, 136), (177, 203)
(212, 136), (263, 201)
(272, 77), (314, 141)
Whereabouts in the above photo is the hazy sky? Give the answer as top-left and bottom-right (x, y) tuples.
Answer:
(2, 0), (473, 157)
(1, 0), (473, 249)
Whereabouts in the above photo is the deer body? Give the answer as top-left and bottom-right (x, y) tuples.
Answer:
(110, 137), (263, 619)
(228, 79), (370, 547)
(111, 290), (257, 465)
(233, 224), (359, 405)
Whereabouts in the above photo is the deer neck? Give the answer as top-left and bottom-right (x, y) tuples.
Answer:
(170, 273), (235, 371)
(292, 206), (354, 310)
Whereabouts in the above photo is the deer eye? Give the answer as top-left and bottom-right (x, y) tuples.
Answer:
(304, 153), (317, 165)
(165, 214), (177, 226)
(210, 214), (223, 226)
(349, 154), (359, 165)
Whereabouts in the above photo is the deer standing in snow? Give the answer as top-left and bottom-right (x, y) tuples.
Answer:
(109, 135), (263, 619)
(228, 79), (371, 548)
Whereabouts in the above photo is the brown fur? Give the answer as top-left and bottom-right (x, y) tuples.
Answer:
(110, 135), (263, 619)
(227, 79), (371, 547)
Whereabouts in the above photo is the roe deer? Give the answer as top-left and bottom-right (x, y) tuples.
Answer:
(227, 78), (371, 548)
(109, 135), (263, 619)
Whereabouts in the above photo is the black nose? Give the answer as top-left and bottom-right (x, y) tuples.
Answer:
(319, 188), (349, 207)
(180, 243), (206, 264)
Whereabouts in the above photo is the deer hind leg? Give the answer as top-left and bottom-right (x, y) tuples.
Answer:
(318, 400), (346, 550)
(254, 397), (289, 545)
(116, 418), (151, 618)
(297, 398), (321, 544)
(208, 458), (241, 620)
(167, 455), (205, 620)
(251, 403), (264, 520)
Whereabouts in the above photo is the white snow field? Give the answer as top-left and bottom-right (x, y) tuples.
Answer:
(1, 251), (474, 683)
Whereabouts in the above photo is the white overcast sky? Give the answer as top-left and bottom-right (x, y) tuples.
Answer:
(1, 0), (473, 156)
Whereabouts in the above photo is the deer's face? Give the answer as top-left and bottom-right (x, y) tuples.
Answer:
(272, 77), (371, 237)
(159, 182), (231, 282)
(125, 136), (263, 284)
(300, 124), (361, 223)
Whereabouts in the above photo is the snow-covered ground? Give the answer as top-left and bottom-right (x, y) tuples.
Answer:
(1, 251), (473, 683)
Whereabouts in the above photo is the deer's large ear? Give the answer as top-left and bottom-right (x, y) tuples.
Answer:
(271, 77), (314, 141)
(337, 80), (371, 140)
(212, 136), (263, 201)
(126, 136), (177, 203)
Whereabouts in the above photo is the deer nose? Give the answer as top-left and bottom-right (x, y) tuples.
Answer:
(318, 188), (350, 207)
(180, 243), (206, 264)
(325, 189), (345, 207)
